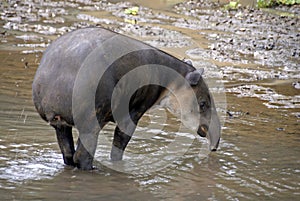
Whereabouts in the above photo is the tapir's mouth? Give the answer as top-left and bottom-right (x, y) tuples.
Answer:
(197, 125), (208, 137)
(197, 125), (220, 152)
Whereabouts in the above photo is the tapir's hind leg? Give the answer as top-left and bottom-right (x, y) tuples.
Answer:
(73, 137), (97, 170)
(54, 126), (75, 166)
(73, 124), (102, 170)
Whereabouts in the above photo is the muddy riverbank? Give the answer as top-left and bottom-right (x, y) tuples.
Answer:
(0, 0), (299, 200)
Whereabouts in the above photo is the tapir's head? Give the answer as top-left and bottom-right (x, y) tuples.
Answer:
(160, 65), (221, 151)
(185, 68), (221, 151)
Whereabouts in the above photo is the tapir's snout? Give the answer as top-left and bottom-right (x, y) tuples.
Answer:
(209, 138), (220, 152)
(197, 112), (221, 151)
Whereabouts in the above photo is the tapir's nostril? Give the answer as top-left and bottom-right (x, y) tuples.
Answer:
(210, 147), (217, 152)
(210, 138), (220, 151)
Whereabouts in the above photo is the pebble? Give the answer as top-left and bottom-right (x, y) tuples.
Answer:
(292, 82), (300, 89)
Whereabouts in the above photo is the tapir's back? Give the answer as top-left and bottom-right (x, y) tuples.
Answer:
(32, 27), (193, 125)
(32, 28), (119, 123)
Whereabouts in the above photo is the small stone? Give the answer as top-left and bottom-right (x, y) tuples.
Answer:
(292, 82), (300, 89)
(227, 111), (233, 118)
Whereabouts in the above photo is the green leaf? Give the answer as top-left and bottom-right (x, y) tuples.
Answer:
(224, 1), (240, 10)
(124, 6), (139, 15)
(229, 1), (239, 7)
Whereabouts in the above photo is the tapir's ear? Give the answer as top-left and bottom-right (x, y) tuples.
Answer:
(183, 58), (193, 66)
(185, 68), (204, 86)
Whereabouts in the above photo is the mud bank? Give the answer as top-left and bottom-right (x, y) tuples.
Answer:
(175, 0), (300, 110)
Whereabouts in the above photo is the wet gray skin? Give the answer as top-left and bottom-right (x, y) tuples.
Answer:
(32, 27), (220, 170)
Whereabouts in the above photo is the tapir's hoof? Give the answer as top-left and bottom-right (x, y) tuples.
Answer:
(63, 156), (75, 167)
(111, 146), (124, 161)
(75, 163), (93, 170)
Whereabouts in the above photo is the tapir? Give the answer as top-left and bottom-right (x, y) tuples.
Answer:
(32, 27), (221, 170)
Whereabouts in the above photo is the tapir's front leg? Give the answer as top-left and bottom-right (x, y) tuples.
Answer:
(111, 113), (141, 161)
(111, 126), (132, 161)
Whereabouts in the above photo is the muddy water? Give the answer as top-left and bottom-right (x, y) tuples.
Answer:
(0, 0), (299, 200)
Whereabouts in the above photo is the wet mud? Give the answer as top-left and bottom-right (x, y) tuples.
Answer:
(0, 0), (299, 200)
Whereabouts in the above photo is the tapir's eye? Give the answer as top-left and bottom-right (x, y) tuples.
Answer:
(200, 101), (206, 111)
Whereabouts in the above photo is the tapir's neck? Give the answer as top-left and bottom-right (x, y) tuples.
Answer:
(149, 50), (196, 111)
(162, 51), (195, 77)
(145, 48), (196, 76)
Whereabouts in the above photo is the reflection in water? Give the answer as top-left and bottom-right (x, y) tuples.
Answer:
(0, 0), (299, 200)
